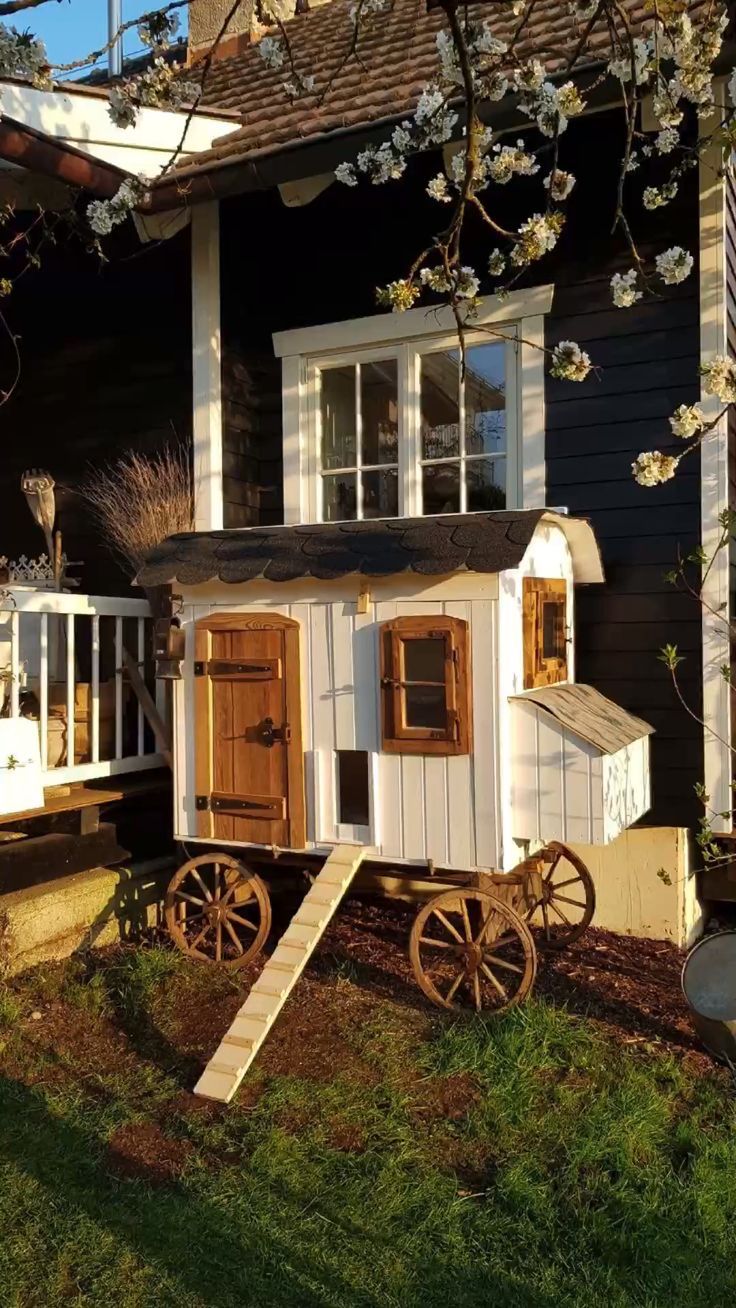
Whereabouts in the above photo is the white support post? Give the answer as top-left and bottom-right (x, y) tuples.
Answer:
(9, 609), (19, 717)
(39, 613), (48, 769)
(519, 315), (546, 509)
(65, 613), (75, 766)
(91, 614), (100, 765)
(114, 616), (123, 760)
(698, 96), (732, 831)
(191, 201), (224, 532)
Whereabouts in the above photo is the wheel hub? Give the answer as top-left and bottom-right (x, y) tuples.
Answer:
(460, 943), (482, 974)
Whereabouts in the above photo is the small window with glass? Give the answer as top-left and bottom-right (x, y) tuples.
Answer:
(523, 578), (568, 689)
(379, 615), (471, 755)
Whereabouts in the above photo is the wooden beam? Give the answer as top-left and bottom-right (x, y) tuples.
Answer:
(121, 650), (172, 767)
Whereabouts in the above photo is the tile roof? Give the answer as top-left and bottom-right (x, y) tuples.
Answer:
(169, 0), (712, 183)
(138, 509), (554, 586)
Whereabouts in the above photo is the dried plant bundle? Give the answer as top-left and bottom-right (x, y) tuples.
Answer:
(80, 445), (194, 577)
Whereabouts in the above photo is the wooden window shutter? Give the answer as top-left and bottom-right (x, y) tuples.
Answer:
(523, 578), (568, 689)
(379, 615), (472, 756)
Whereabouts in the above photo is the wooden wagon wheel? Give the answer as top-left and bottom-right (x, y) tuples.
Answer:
(164, 853), (271, 970)
(523, 841), (595, 950)
(410, 888), (537, 1014)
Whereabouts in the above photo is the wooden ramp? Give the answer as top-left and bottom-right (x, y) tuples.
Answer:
(194, 844), (367, 1104)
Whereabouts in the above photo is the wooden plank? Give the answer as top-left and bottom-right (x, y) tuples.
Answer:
(194, 844), (367, 1104)
(0, 772), (169, 826)
(121, 649), (172, 766)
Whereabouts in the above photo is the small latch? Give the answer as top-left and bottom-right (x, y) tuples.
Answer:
(194, 661), (205, 676)
(195, 795), (209, 810)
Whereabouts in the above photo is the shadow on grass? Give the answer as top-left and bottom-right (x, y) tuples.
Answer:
(0, 1075), (554, 1308)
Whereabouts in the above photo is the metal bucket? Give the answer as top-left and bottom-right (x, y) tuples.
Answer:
(681, 931), (736, 1064)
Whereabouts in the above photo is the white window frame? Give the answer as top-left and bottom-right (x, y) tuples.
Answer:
(273, 285), (553, 525)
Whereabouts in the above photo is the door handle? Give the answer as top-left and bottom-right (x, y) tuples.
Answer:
(260, 716), (292, 747)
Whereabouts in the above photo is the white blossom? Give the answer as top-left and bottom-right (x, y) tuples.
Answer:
(415, 87), (445, 123)
(488, 141), (539, 184)
(632, 451), (679, 486)
(420, 266), (451, 293)
(511, 212), (564, 266)
(514, 60), (545, 94)
(655, 127), (680, 154)
(455, 266), (480, 300)
(488, 249), (506, 277)
(701, 355), (736, 405)
(543, 169), (575, 201)
(349, 0), (391, 18)
(87, 177), (144, 236)
(376, 279), (420, 312)
(652, 92), (683, 130)
(610, 269), (642, 309)
(392, 124), (412, 153)
(258, 36), (285, 68)
(335, 162), (358, 186)
(0, 23), (50, 89)
(427, 174), (452, 203)
(643, 182), (677, 210)
(608, 37), (651, 86)
(107, 59), (196, 129)
(655, 246), (693, 285)
(669, 404), (705, 439)
(549, 340), (593, 382)
(729, 66), (736, 108)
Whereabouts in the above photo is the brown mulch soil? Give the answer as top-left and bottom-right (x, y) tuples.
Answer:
(107, 1120), (194, 1186)
(1, 894), (717, 1139)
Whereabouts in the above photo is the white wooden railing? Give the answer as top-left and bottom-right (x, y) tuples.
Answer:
(0, 589), (165, 786)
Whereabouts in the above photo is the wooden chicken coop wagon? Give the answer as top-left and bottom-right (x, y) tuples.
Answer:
(139, 509), (653, 1102)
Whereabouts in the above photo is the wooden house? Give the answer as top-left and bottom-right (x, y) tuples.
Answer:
(0, 0), (734, 946)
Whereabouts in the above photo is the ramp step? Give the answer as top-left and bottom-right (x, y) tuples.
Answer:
(195, 843), (367, 1104)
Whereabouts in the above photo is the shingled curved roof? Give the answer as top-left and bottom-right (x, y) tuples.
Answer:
(137, 509), (603, 587)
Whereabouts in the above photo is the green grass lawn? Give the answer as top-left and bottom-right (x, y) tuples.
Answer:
(0, 937), (734, 1308)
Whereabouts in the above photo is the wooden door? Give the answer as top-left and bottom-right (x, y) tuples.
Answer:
(194, 614), (305, 848)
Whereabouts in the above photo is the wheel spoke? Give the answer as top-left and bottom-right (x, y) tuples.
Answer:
(549, 875), (581, 891)
(419, 935), (455, 950)
(472, 972), (482, 1012)
(223, 918), (244, 955)
(550, 893), (586, 909)
(190, 922), (212, 952)
(460, 898), (473, 942)
(432, 908), (465, 945)
(548, 900), (572, 927)
(480, 961), (508, 1000)
(175, 889), (205, 908)
(542, 899), (551, 941)
(446, 969), (466, 1002)
(543, 852), (562, 882)
(227, 910), (259, 931)
(482, 951), (523, 975)
(486, 931), (518, 952)
(190, 868), (213, 903)
(215, 922), (222, 963)
(474, 909), (498, 947)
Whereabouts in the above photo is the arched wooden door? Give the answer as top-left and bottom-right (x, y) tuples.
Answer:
(194, 613), (306, 848)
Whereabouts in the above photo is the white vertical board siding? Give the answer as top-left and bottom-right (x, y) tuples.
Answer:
(174, 585), (500, 871)
(497, 522), (575, 868)
(510, 700), (650, 846)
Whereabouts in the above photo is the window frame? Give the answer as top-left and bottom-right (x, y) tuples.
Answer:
(275, 287), (552, 525)
(523, 577), (569, 689)
(309, 333), (517, 522)
(379, 615), (472, 756)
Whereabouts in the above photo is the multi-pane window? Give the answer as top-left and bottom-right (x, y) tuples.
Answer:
(315, 335), (512, 521)
(379, 616), (472, 756)
(319, 359), (399, 521)
(420, 342), (506, 515)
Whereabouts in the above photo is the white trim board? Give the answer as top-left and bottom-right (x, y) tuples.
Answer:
(191, 202), (224, 532)
(698, 87), (732, 831)
(273, 285), (554, 357)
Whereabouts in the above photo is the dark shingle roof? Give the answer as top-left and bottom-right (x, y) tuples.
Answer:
(166, 0), (715, 184)
(139, 509), (560, 586)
